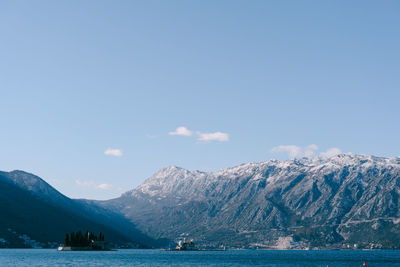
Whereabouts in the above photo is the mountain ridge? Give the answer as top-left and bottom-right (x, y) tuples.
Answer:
(2, 153), (400, 249)
(0, 170), (161, 248)
(103, 153), (400, 249)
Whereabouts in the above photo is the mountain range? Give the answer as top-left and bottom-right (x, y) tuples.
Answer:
(1, 153), (400, 249)
(101, 154), (400, 249)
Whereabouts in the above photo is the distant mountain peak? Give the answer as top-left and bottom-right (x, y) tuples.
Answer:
(132, 154), (400, 197)
(156, 165), (187, 173)
(106, 153), (400, 249)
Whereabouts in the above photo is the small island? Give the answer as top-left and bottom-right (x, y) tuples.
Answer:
(58, 230), (110, 251)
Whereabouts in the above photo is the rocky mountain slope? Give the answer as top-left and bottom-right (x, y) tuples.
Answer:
(0, 170), (158, 248)
(103, 154), (400, 249)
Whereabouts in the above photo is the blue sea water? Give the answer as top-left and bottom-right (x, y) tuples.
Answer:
(0, 249), (400, 266)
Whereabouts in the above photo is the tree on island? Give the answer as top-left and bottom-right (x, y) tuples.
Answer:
(63, 230), (105, 247)
(99, 232), (104, 241)
(63, 233), (70, 246)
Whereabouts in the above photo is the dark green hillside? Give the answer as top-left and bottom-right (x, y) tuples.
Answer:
(0, 172), (158, 248)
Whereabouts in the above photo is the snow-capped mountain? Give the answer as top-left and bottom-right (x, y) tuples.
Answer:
(104, 154), (400, 249)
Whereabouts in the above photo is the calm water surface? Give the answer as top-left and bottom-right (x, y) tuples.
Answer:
(0, 249), (400, 266)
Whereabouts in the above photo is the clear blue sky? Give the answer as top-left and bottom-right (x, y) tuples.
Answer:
(1, 1), (399, 199)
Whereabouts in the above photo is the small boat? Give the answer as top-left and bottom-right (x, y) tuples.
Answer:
(174, 238), (199, 251)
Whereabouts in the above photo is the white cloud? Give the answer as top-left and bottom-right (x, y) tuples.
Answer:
(270, 145), (302, 159)
(75, 180), (122, 191)
(270, 144), (318, 159)
(104, 148), (123, 157)
(304, 144), (319, 157)
(270, 144), (343, 159)
(196, 131), (230, 142)
(169, 126), (229, 142)
(319, 147), (342, 159)
(169, 126), (193, 136)
(97, 183), (114, 190)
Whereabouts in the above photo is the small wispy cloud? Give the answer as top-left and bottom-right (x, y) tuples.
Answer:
(97, 183), (115, 190)
(319, 147), (342, 158)
(169, 126), (230, 143)
(270, 145), (342, 159)
(75, 180), (122, 191)
(270, 144), (318, 159)
(169, 126), (193, 136)
(104, 148), (123, 157)
(197, 132), (229, 142)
